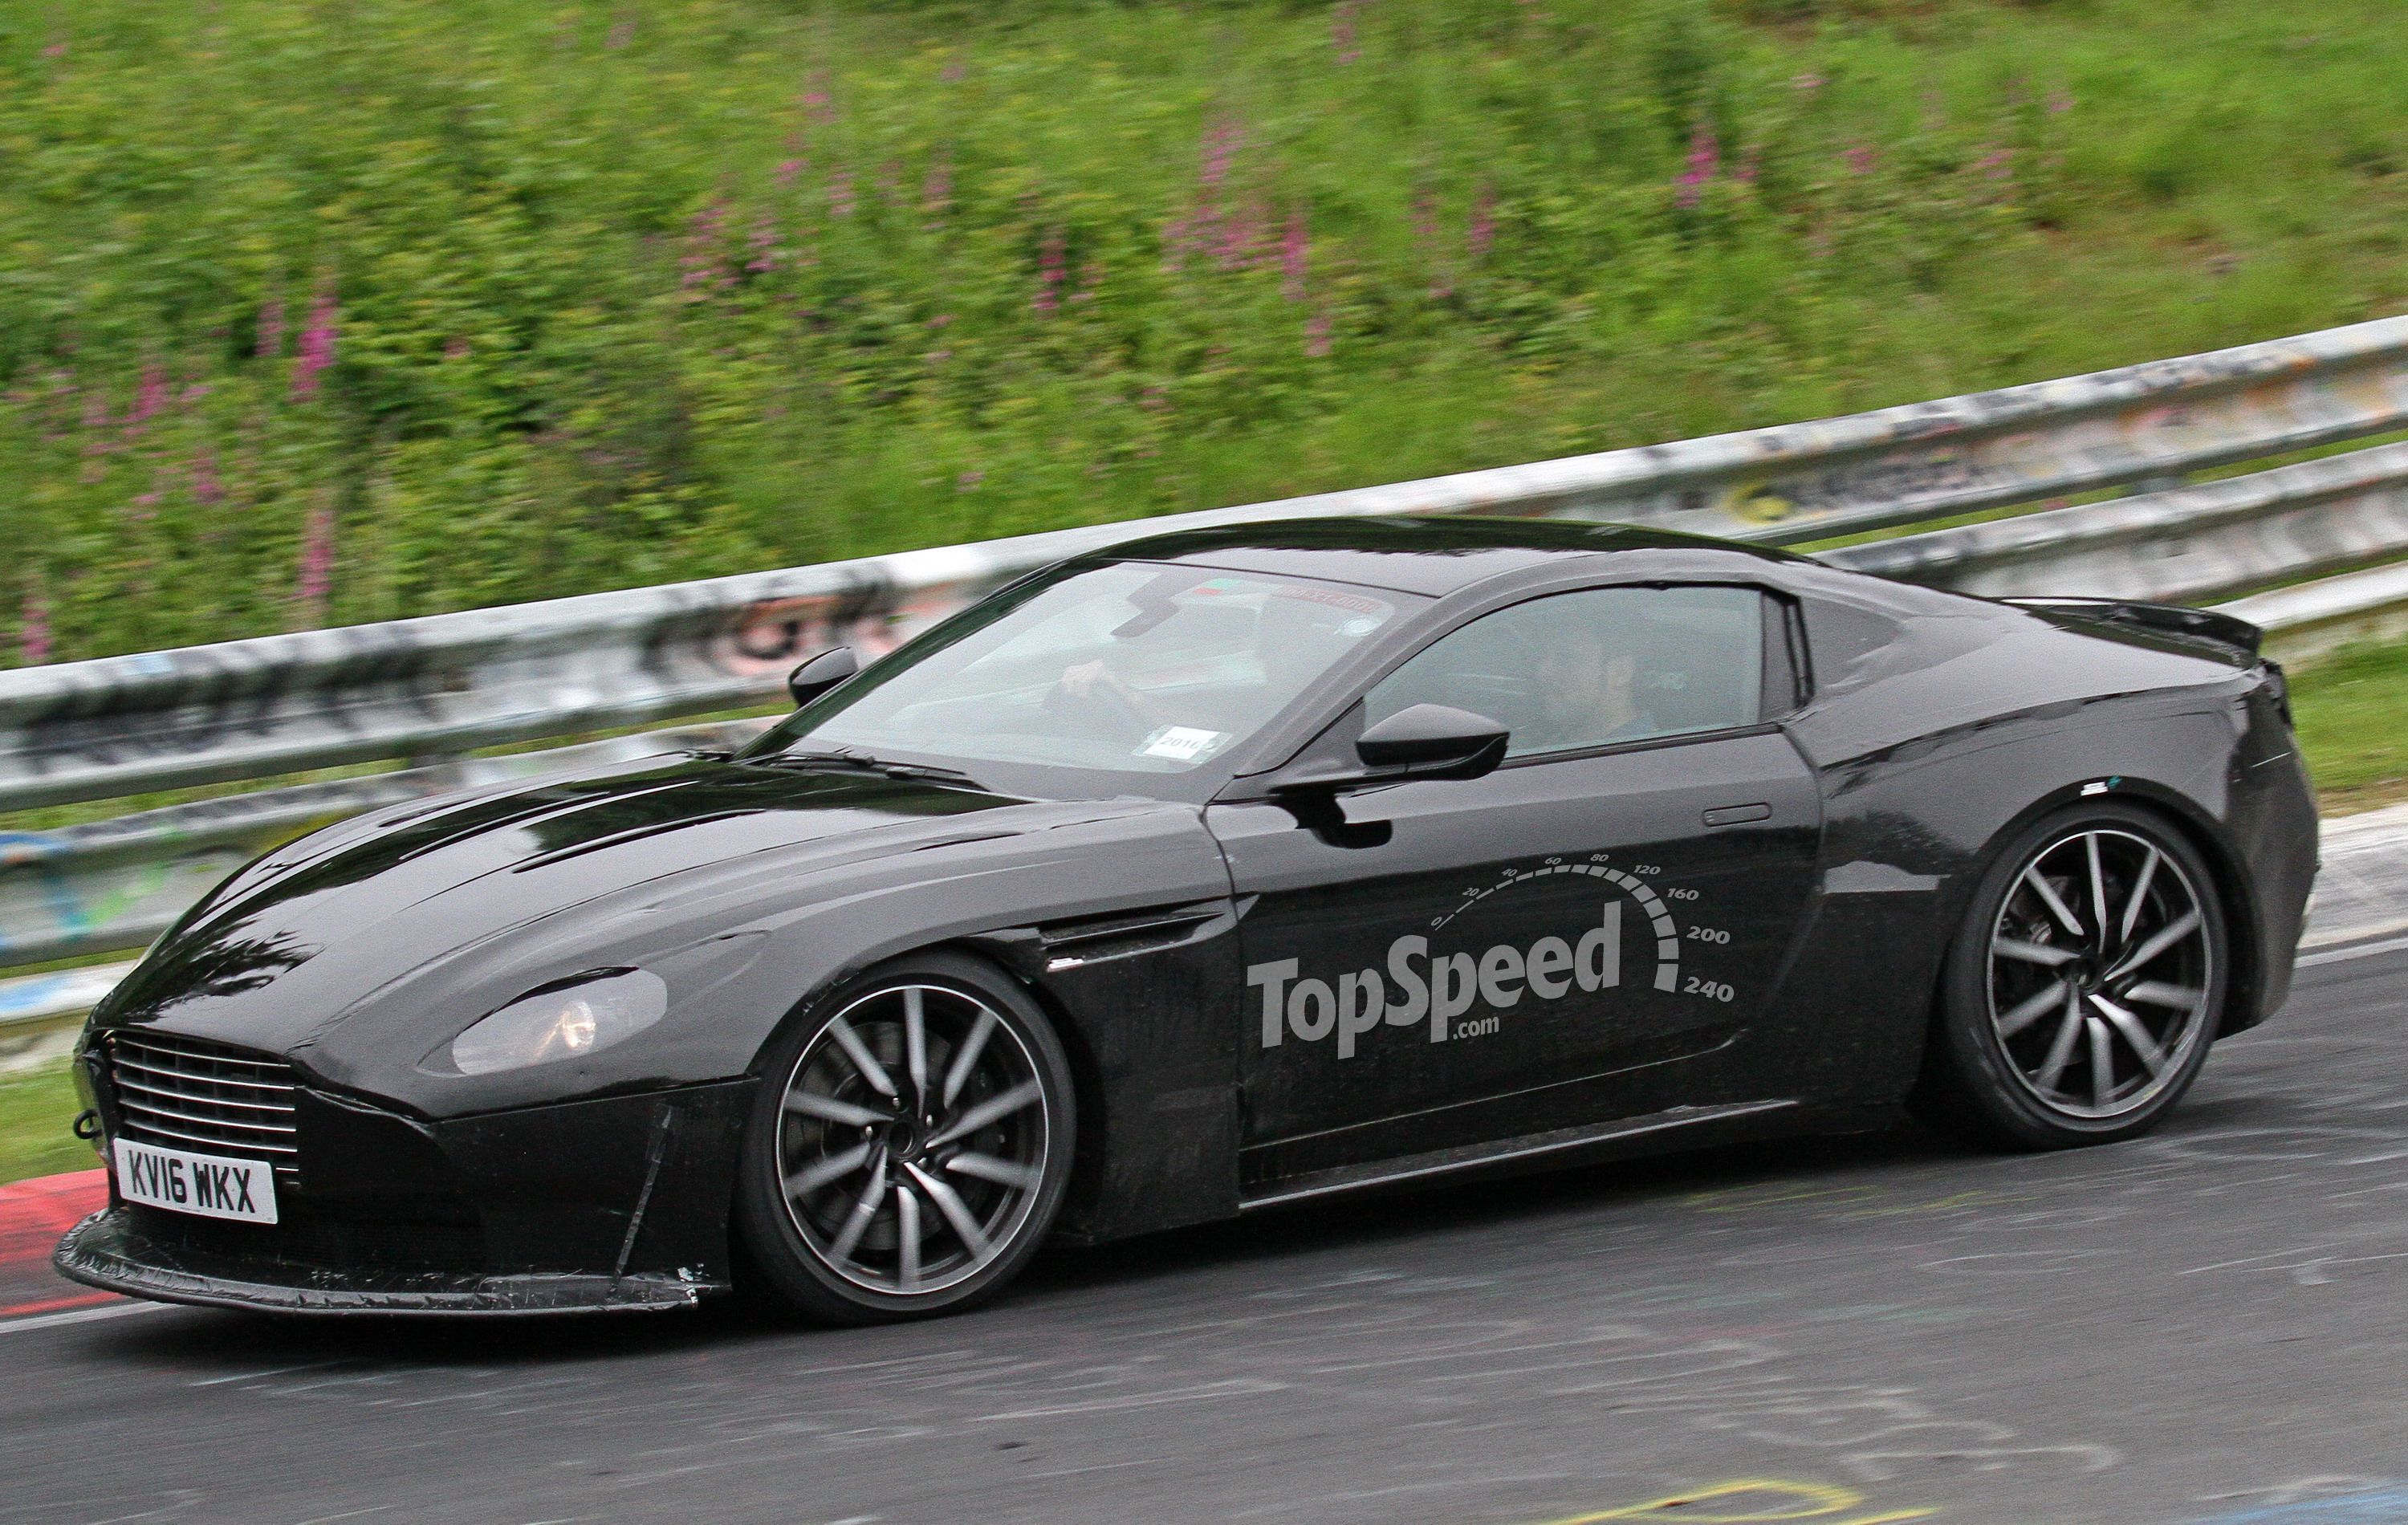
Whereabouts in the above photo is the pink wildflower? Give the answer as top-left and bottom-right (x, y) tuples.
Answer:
(775, 157), (806, 190)
(1792, 72), (1825, 92)
(681, 200), (732, 293)
(828, 168), (855, 219)
(1413, 188), (1451, 300)
(444, 336), (471, 361)
(748, 215), (779, 273)
(1675, 124), (1719, 209)
(922, 159), (952, 218)
(1281, 208), (1310, 302)
(295, 504), (336, 624)
(606, 14), (635, 49)
(290, 287), (338, 401)
(1845, 142), (1880, 176)
(19, 590), (51, 665)
(1218, 198), (1262, 272)
(1305, 311), (1333, 359)
(129, 364), (169, 428)
(189, 447), (224, 506)
(1466, 184), (1496, 262)
(1332, 0), (1362, 65)
(1974, 147), (2013, 181)
(1200, 117), (1242, 191)
(2047, 87), (2074, 115)
(1034, 228), (1067, 315)
(957, 470), (984, 492)
(257, 295), (285, 359)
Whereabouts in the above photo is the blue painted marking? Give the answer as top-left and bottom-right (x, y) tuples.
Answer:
(2192, 1486), (2408, 1524)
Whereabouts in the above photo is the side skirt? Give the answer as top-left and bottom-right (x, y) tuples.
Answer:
(1236, 1098), (1799, 1211)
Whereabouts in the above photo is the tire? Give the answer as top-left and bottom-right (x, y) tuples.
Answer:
(1913, 803), (2228, 1149)
(733, 950), (1076, 1324)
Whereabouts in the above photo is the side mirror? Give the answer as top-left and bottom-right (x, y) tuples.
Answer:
(1354, 703), (1510, 779)
(1270, 703), (1510, 804)
(786, 646), (859, 709)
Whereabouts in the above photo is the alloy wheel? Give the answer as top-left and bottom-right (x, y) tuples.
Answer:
(1987, 826), (2216, 1120)
(775, 983), (1052, 1296)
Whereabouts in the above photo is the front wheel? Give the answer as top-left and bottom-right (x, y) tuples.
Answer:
(1915, 803), (2228, 1149)
(733, 951), (1076, 1324)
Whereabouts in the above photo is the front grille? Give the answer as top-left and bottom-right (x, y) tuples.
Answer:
(106, 1031), (300, 1171)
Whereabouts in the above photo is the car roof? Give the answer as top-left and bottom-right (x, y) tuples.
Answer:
(1096, 514), (1806, 597)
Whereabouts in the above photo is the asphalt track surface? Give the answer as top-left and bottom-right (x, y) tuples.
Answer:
(2, 943), (2405, 1525)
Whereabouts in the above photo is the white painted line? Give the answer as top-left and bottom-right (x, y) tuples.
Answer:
(0, 1299), (161, 1335)
(2298, 933), (2408, 968)
(2300, 915), (2408, 951)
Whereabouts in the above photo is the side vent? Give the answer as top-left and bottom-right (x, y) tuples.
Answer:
(1037, 901), (1236, 971)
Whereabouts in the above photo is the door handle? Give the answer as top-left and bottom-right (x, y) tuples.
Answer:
(1702, 803), (1771, 827)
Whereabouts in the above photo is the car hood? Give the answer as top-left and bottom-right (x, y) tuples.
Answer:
(91, 754), (1117, 1071)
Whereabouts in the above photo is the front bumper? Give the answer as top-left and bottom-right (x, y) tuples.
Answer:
(63, 1072), (758, 1316)
(55, 1208), (714, 1314)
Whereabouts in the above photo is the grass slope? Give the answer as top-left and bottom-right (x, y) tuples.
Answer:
(0, 1061), (94, 1187)
(3, 0), (2404, 662)
(2292, 634), (2408, 812)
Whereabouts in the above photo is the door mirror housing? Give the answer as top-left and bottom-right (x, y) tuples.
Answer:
(1269, 703), (1510, 801)
(786, 646), (859, 709)
(1354, 704), (1509, 775)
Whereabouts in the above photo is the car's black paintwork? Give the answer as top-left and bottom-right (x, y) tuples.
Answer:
(58, 517), (2318, 1314)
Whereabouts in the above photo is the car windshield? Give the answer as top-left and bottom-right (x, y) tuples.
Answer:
(743, 561), (1410, 796)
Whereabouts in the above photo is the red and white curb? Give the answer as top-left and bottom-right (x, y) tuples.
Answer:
(0, 1169), (142, 1330)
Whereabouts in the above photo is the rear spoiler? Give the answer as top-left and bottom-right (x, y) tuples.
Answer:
(2002, 596), (2263, 658)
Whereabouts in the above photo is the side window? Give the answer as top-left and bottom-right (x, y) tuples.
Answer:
(1365, 586), (1765, 758)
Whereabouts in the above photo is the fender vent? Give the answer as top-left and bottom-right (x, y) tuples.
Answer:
(1038, 901), (1235, 970)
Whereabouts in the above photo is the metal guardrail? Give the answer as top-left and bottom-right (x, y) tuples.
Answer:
(6, 315), (2408, 990)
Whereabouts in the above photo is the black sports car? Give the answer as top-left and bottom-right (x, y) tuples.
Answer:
(58, 517), (2317, 1321)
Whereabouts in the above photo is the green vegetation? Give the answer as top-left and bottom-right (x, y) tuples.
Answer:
(3, 0), (2404, 664)
(2292, 635), (2408, 813)
(0, 1059), (95, 1186)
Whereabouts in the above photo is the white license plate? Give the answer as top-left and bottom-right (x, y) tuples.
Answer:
(114, 1137), (279, 1225)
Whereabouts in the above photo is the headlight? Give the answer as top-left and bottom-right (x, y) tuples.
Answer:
(450, 969), (669, 1076)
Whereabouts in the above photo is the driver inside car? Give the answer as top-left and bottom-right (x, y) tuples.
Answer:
(1519, 624), (1659, 754)
(1051, 585), (1381, 746)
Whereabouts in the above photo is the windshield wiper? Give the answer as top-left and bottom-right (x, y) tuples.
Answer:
(751, 750), (986, 790)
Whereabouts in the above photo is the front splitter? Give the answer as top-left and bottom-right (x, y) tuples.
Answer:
(55, 1209), (725, 1316)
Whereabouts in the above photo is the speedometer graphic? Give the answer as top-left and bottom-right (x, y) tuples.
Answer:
(1432, 860), (1682, 992)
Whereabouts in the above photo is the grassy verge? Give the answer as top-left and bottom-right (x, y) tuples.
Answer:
(2292, 636), (2408, 815)
(6, 0), (2406, 664)
(0, 1060), (96, 1188)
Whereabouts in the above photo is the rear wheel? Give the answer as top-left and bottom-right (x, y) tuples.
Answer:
(1916, 803), (2227, 1149)
(734, 951), (1076, 1323)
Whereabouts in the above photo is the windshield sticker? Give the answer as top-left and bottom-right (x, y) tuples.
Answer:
(1139, 726), (1229, 762)
(1267, 584), (1393, 617)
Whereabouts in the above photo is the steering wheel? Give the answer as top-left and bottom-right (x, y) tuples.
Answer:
(1042, 668), (1155, 742)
